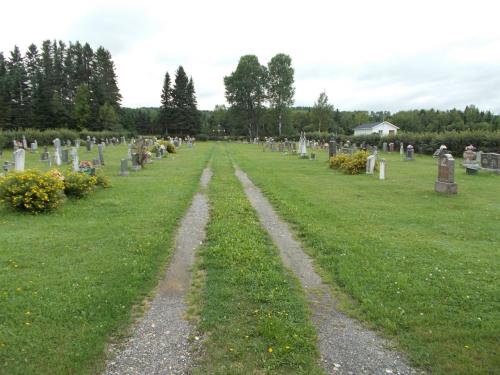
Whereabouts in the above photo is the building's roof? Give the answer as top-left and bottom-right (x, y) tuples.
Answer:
(353, 121), (399, 130)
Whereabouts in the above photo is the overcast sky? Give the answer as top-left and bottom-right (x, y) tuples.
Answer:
(1, 0), (499, 113)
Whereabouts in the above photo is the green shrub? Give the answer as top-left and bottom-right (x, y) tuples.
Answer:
(196, 133), (209, 141)
(0, 129), (132, 150)
(95, 170), (110, 188)
(0, 170), (65, 213)
(63, 171), (97, 198)
(329, 154), (350, 169)
(329, 151), (372, 175)
(351, 130), (500, 155)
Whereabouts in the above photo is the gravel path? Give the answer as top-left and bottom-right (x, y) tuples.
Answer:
(235, 167), (419, 375)
(103, 168), (212, 375)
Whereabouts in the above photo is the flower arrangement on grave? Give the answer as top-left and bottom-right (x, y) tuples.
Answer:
(78, 160), (95, 175)
(0, 170), (65, 213)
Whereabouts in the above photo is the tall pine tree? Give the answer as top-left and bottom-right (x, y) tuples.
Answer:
(159, 71), (173, 134)
(7, 46), (29, 128)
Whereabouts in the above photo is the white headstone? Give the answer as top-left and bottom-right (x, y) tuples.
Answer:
(400, 143), (404, 155)
(71, 147), (79, 172)
(54, 150), (62, 166)
(366, 155), (376, 174)
(22, 136), (27, 149)
(379, 158), (386, 180)
(14, 149), (25, 171)
(299, 132), (307, 157)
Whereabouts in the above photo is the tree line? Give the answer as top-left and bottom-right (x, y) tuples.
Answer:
(0, 40), (121, 131)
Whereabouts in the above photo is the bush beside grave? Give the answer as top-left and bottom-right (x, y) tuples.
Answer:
(0, 170), (65, 213)
(63, 171), (97, 198)
(329, 150), (373, 175)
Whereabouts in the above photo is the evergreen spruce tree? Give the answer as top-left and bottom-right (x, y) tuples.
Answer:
(171, 66), (189, 135)
(33, 40), (55, 129)
(7, 46), (29, 128)
(0, 53), (10, 128)
(25, 44), (40, 126)
(186, 77), (200, 134)
(73, 84), (91, 130)
(91, 47), (121, 129)
(159, 71), (173, 134)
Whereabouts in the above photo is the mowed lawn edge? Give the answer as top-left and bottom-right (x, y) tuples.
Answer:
(0, 143), (213, 375)
(189, 144), (324, 374)
(229, 143), (500, 375)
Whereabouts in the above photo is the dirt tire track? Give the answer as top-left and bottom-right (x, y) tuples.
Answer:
(103, 168), (212, 375)
(235, 166), (419, 375)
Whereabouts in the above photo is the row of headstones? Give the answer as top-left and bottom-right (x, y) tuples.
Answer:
(328, 139), (415, 160)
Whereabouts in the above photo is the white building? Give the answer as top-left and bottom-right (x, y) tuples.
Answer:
(353, 121), (399, 136)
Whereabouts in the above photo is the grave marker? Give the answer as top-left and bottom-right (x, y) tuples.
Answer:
(435, 153), (458, 194)
(71, 148), (79, 172)
(405, 145), (414, 161)
(366, 155), (376, 174)
(98, 143), (105, 166)
(379, 158), (386, 180)
(119, 159), (129, 176)
(14, 149), (25, 171)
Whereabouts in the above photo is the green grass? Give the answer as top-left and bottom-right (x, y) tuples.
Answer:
(229, 144), (500, 374)
(0, 143), (213, 375)
(191, 144), (323, 374)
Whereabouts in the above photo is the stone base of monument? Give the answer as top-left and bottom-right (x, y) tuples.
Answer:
(131, 165), (141, 171)
(435, 181), (458, 194)
(465, 165), (479, 175)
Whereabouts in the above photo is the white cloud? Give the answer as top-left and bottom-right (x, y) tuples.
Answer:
(1, 0), (500, 112)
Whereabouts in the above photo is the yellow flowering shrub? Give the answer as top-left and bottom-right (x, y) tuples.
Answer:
(329, 151), (374, 175)
(0, 170), (65, 213)
(63, 171), (97, 198)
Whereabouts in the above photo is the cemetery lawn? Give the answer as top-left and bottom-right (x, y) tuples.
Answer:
(0, 143), (213, 375)
(190, 145), (323, 374)
(229, 143), (499, 375)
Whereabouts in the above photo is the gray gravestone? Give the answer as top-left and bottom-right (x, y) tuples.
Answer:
(389, 142), (394, 152)
(435, 153), (458, 194)
(382, 142), (388, 152)
(405, 145), (414, 161)
(71, 148), (79, 172)
(480, 153), (500, 172)
(329, 138), (337, 157)
(40, 147), (49, 161)
(61, 149), (69, 163)
(119, 159), (129, 176)
(30, 143), (36, 153)
(98, 143), (105, 166)
(400, 142), (404, 155)
(131, 153), (141, 171)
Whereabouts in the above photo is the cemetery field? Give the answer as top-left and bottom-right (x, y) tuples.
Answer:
(0, 143), (213, 375)
(190, 146), (322, 374)
(229, 143), (499, 374)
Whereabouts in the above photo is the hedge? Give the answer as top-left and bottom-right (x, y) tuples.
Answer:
(278, 130), (499, 155)
(0, 129), (133, 150)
